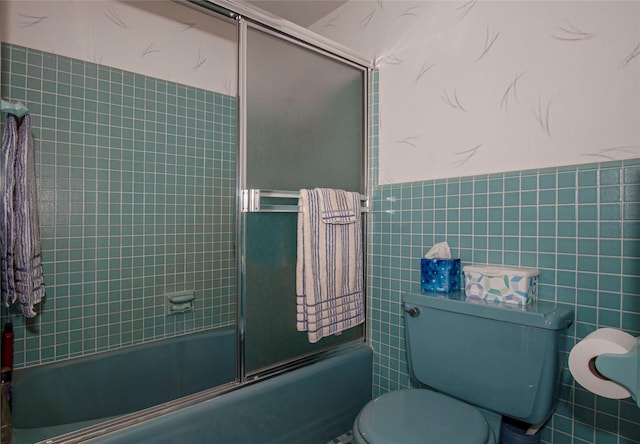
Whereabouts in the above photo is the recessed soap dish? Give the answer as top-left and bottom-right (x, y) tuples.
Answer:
(165, 290), (195, 315)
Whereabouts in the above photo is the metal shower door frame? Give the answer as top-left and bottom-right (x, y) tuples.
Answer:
(236, 17), (371, 383)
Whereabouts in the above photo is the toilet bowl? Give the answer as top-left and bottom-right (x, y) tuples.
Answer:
(353, 290), (574, 443)
(352, 389), (496, 444)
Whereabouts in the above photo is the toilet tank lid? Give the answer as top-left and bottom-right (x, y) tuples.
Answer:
(404, 290), (574, 330)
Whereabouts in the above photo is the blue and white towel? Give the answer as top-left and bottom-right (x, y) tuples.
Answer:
(1, 113), (45, 317)
(1, 115), (17, 307)
(296, 188), (364, 343)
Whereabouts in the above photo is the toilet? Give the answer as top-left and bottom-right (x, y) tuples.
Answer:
(354, 290), (574, 444)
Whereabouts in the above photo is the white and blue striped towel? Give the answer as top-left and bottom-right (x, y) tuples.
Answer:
(296, 188), (364, 343)
(1, 113), (45, 317)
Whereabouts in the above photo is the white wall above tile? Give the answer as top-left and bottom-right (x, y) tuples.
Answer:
(312, 1), (640, 184)
(1, 0), (237, 95)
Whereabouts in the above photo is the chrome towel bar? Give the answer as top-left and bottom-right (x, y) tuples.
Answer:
(240, 189), (369, 213)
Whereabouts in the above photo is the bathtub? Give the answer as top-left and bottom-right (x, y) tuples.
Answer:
(10, 327), (236, 443)
(88, 345), (373, 444)
(19, 343), (373, 443)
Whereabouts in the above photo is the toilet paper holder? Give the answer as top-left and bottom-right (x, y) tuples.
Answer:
(596, 339), (640, 407)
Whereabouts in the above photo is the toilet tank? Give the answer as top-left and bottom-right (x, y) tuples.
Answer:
(403, 290), (573, 425)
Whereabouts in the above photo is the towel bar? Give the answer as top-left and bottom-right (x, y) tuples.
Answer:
(241, 189), (369, 213)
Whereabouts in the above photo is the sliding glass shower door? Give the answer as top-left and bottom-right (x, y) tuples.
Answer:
(241, 24), (367, 375)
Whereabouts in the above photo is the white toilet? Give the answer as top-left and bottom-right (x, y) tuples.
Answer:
(353, 291), (574, 443)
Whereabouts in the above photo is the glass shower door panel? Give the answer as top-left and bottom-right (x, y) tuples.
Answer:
(246, 27), (364, 191)
(244, 213), (362, 373)
(244, 27), (365, 374)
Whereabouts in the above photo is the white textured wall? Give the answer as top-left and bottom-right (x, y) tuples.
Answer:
(4, 0), (639, 186)
(1, 0), (237, 95)
(312, 1), (640, 184)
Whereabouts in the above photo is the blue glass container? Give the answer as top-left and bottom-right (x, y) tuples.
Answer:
(421, 258), (461, 293)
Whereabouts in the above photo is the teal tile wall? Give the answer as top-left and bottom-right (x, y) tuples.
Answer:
(367, 159), (640, 443)
(1, 43), (237, 368)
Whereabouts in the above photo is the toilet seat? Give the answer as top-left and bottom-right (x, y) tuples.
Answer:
(354, 389), (493, 444)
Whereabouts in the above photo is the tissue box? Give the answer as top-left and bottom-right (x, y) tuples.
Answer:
(421, 258), (461, 293)
(463, 265), (539, 305)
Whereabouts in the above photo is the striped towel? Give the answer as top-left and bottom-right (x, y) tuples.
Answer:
(1, 114), (45, 317)
(1, 115), (17, 307)
(296, 188), (364, 343)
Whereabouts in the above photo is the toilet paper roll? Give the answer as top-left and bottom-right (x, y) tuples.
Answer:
(569, 328), (637, 399)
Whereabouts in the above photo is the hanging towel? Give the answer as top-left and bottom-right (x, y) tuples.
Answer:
(1, 116), (17, 307)
(317, 188), (358, 224)
(296, 188), (364, 343)
(1, 114), (44, 317)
